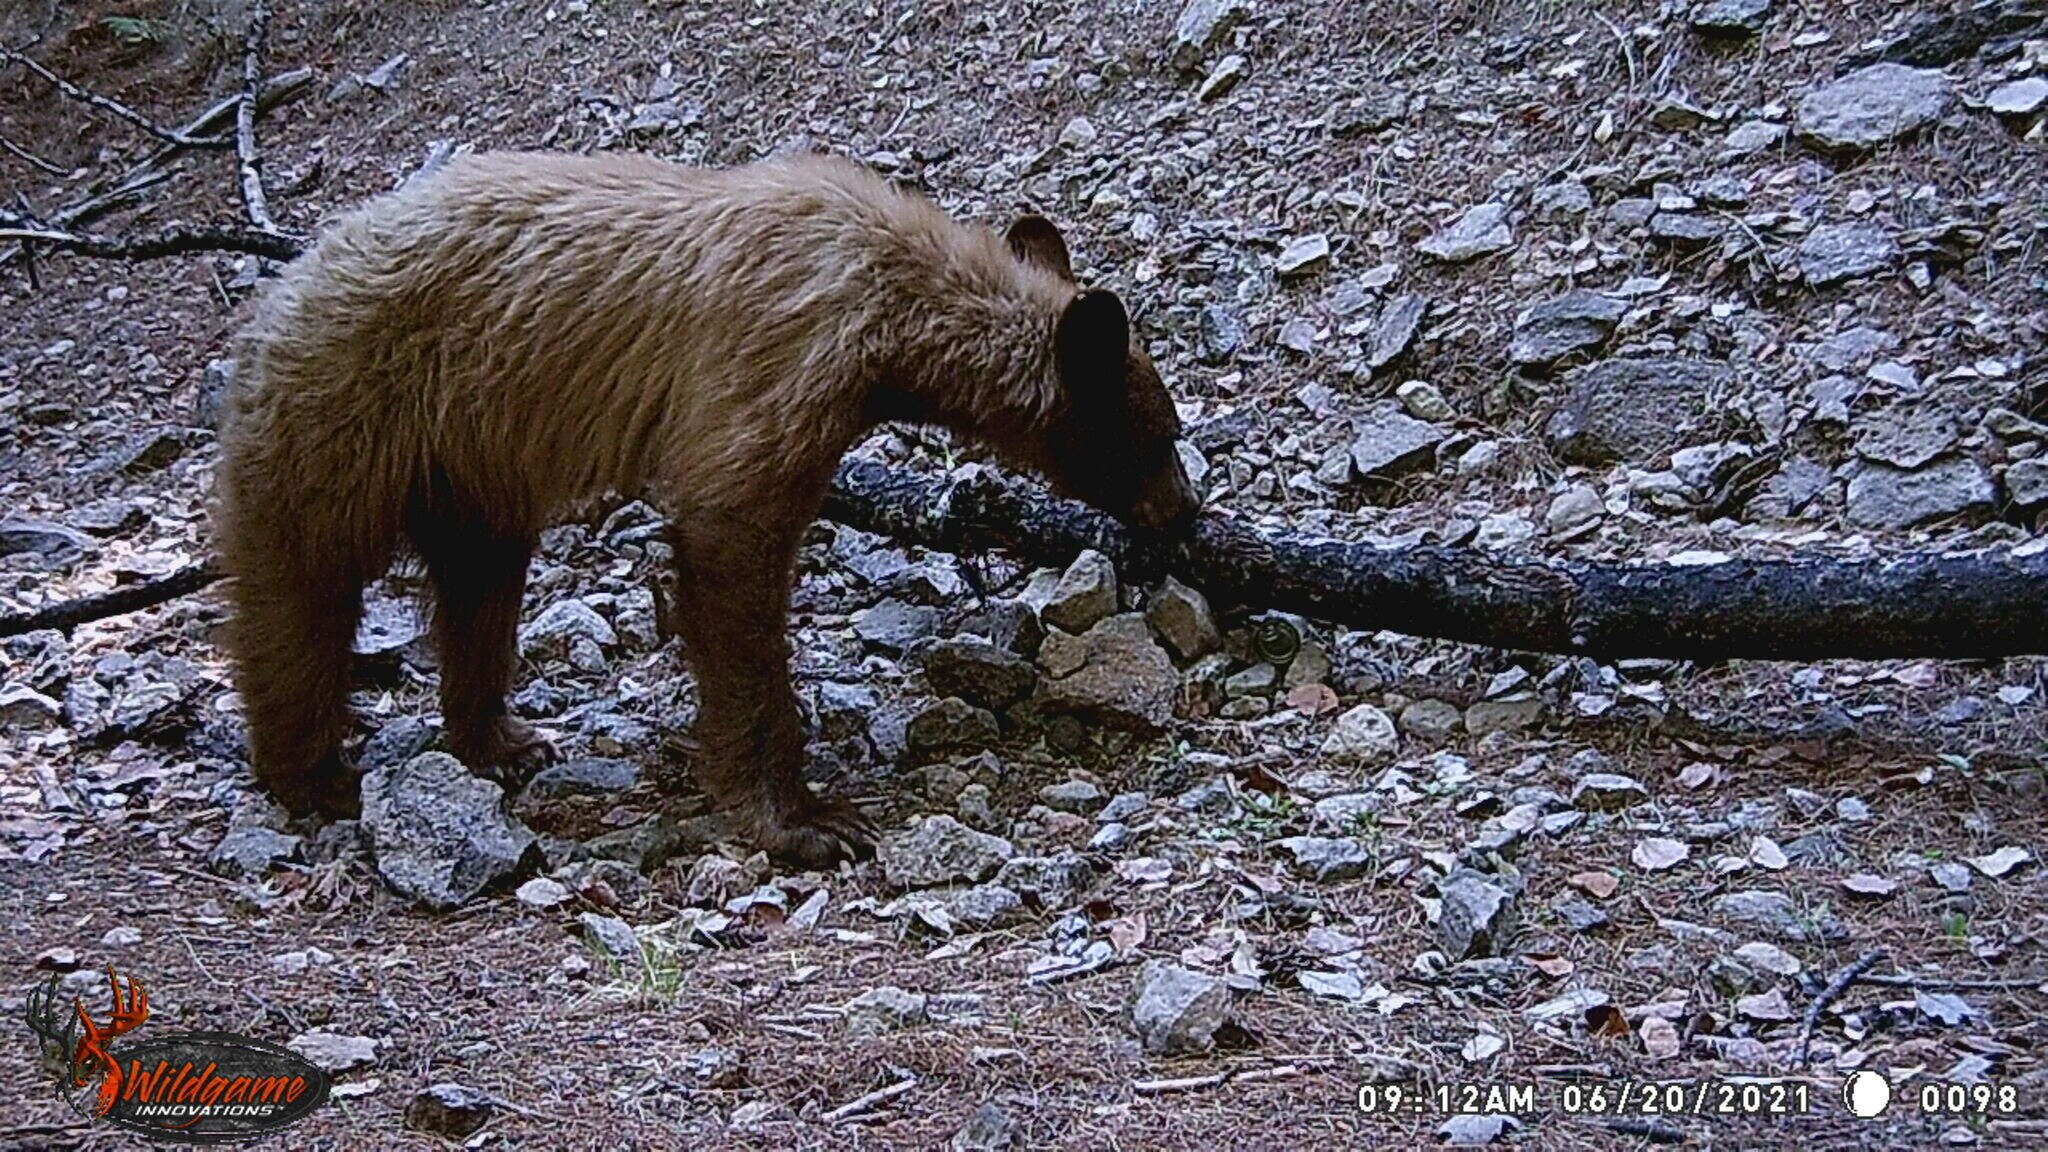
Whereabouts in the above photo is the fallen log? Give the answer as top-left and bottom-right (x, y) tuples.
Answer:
(825, 462), (2048, 662)
(6, 462), (2046, 660)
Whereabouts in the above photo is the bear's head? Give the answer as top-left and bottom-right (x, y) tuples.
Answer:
(1006, 214), (1199, 536)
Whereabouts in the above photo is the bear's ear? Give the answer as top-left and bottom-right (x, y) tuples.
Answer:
(1055, 289), (1130, 389)
(1006, 214), (1075, 281)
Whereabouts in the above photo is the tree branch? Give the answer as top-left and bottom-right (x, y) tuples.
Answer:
(9, 464), (2048, 661)
(1, 47), (226, 148)
(0, 220), (303, 262)
(233, 0), (277, 232)
(0, 561), (219, 637)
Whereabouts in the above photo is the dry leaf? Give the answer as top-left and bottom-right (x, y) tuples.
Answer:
(1586, 1003), (1632, 1039)
(1676, 762), (1716, 790)
(1968, 846), (2032, 878)
(1632, 837), (1689, 871)
(1749, 836), (1788, 871)
(1639, 1015), (1681, 1059)
(1568, 870), (1619, 899)
(1461, 1032), (1505, 1062)
(1285, 683), (1340, 716)
(1107, 912), (1148, 953)
(1840, 873), (1898, 898)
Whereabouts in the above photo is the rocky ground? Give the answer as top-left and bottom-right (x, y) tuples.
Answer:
(2, 0), (2047, 1148)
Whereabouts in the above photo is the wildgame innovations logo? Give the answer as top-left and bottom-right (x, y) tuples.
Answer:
(23, 966), (330, 1143)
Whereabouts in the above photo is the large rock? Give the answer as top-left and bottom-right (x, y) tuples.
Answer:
(1439, 869), (1518, 959)
(362, 752), (536, 909)
(905, 697), (1001, 758)
(2006, 458), (2048, 508)
(1509, 291), (1625, 369)
(1846, 456), (1994, 529)
(1366, 294), (1429, 370)
(520, 757), (638, 801)
(0, 517), (92, 558)
(1796, 63), (1949, 151)
(1799, 222), (1897, 287)
(1417, 203), (1513, 262)
(518, 599), (615, 661)
(209, 825), (304, 876)
(1169, 0), (1250, 71)
(405, 1083), (494, 1139)
(851, 599), (943, 652)
(1127, 960), (1231, 1055)
(843, 985), (931, 1034)
(1349, 400), (1448, 479)
(0, 684), (64, 731)
(1988, 77), (2048, 119)
(1041, 549), (1119, 634)
(1319, 703), (1398, 766)
(880, 815), (1016, 889)
(917, 636), (1037, 708)
(1692, 0), (1772, 36)
(1275, 835), (1371, 881)
(1145, 577), (1221, 662)
(1545, 358), (1736, 465)
(1855, 404), (1958, 469)
(1037, 613), (1178, 729)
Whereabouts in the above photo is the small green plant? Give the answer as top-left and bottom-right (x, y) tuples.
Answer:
(1222, 790), (1296, 838)
(100, 16), (175, 44)
(1942, 912), (1969, 941)
(585, 930), (685, 1001)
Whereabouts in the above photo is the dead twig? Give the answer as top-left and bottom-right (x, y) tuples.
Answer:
(0, 133), (66, 176)
(1, 47), (226, 148)
(234, 0), (277, 232)
(1133, 1064), (1302, 1095)
(821, 1077), (915, 1123)
(1850, 972), (2048, 991)
(0, 559), (220, 638)
(1797, 949), (1885, 1065)
(0, 221), (301, 264)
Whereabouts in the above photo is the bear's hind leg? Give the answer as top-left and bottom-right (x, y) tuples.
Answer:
(666, 508), (878, 868)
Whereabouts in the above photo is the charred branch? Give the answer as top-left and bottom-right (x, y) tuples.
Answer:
(8, 464), (2047, 662)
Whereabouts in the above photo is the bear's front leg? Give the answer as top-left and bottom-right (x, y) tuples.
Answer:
(666, 510), (878, 868)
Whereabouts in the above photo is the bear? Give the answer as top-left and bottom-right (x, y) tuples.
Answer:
(214, 150), (1197, 867)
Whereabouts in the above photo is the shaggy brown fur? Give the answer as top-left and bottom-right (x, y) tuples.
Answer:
(215, 151), (1195, 866)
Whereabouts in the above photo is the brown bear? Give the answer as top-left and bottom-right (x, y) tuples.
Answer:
(215, 151), (1196, 866)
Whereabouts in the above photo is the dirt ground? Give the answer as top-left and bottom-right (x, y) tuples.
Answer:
(2, 1), (2046, 1149)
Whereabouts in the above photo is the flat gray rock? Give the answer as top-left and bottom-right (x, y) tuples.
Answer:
(1127, 960), (1231, 1055)
(1545, 358), (1736, 465)
(1800, 222), (1898, 286)
(880, 814), (1016, 889)
(917, 635), (1037, 708)
(1417, 203), (1513, 262)
(1854, 405), (1959, 469)
(1440, 869), (1518, 959)
(2006, 458), (2048, 507)
(1692, 0), (1771, 36)
(1366, 294), (1428, 369)
(1796, 63), (1949, 150)
(1509, 290), (1625, 369)
(1846, 456), (1994, 529)
(1349, 400), (1448, 479)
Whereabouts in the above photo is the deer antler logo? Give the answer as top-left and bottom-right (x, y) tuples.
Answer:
(23, 967), (149, 1117)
